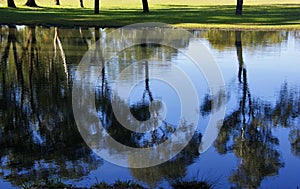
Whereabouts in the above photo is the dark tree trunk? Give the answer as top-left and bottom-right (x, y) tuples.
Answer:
(142, 0), (149, 13)
(55, 0), (60, 5)
(235, 0), (243, 15)
(80, 0), (84, 8)
(7, 0), (16, 8)
(235, 31), (243, 82)
(95, 26), (100, 41)
(235, 31), (253, 117)
(25, 0), (38, 7)
(94, 0), (99, 14)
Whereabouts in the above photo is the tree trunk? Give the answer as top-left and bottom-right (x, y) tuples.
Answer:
(80, 0), (84, 8)
(235, 31), (243, 82)
(94, 0), (99, 14)
(7, 0), (16, 8)
(55, 0), (60, 5)
(142, 0), (149, 13)
(25, 0), (38, 7)
(235, 0), (243, 15)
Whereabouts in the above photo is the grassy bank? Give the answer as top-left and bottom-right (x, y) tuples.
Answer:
(0, 0), (300, 30)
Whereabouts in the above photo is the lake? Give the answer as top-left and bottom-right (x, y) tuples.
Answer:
(0, 25), (300, 188)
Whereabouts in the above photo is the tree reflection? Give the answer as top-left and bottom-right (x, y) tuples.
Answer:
(130, 134), (201, 188)
(290, 129), (300, 158)
(194, 30), (288, 51)
(96, 44), (189, 148)
(273, 83), (300, 158)
(93, 31), (202, 187)
(211, 31), (284, 188)
(1, 26), (300, 188)
(0, 26), (101, 186)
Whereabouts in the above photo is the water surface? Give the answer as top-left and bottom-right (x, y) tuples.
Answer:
(0, 26), (300, 188)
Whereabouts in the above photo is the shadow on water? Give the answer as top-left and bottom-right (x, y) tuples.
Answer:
(0, 26), (300, 188)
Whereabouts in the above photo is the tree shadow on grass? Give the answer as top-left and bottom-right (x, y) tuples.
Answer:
(0, 4), (299, 27)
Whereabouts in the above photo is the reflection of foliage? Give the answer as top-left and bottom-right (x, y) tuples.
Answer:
(282, 85), (300, 158)
(22, 179), (146, 189)
(272, 83), (300, 127)
(94, 41), (202, 188)
(289, 129), (300, 158)
(228, 120), (282, 188)
(171, 180), (211, 189)
(130, 134), (201, 188)
(213, 82), (300, 188)
(95, 70), (181, 148)
(1, 26), (299, 188)
(95, 41), (192, 148)
(205, 31), (300, 188)
(194, 30), (288, 51)
(214, 100), (284, 188)
(0, 26), (101, 186)
(272, 83), (300, 158)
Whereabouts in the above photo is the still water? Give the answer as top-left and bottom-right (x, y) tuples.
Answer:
(0, 26), (300, 188)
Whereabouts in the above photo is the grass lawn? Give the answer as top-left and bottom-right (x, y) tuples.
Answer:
(0, 0), (299, 29)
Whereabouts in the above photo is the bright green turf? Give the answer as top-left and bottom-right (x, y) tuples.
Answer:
(0, 0), (299, 29)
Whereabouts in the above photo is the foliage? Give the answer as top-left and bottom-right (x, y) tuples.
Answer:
(171, 180), (212, 189)
(21, 179), (145, 189)
(20, 178), (214, 189)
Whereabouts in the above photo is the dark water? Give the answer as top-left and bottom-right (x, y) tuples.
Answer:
(0, 25), (300, 188)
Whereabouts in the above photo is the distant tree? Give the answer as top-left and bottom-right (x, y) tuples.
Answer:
(94, 0), (99, 14)
(25, 0), (38, 7)
(236, 0), (243, 15)
(142, 0), (149, 13)
(7, 0), (16, 8)
(55, 0), (60, 5)
(80, 0), (84, 8)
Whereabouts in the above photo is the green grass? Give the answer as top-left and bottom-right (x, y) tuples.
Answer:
(0, 0), (299, 29)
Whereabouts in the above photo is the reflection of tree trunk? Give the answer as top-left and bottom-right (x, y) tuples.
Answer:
(235, 0), (243, 15)
(54, 27), (69, 80)
(54, 28), (58, 59)
(80, 0), (84, 8)
(6, 26), (24, 84)
(29, 26), (37, 67)
(142, 51), (153, 102)
(25, 26), (42, 126)
(235, 31), (243, 83)
(94, 0), (99, 14)
(235, 31), (253, 124)
(141, 30), (153, 102)
(12, 33), (22, 82)
(142, 0), (149, 13)
(95, 26), (100, 41)
(25, 0), (38, 7)
(6, 26), (26, 120)
(7, 0), (16, 8)
(79, 28), (89, 49)
(0, 28), (12, 103)
(93, 27), (107, 95)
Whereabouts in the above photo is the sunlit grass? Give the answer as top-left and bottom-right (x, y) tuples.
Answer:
(0, 0), (299, 29)
(2, 0), (300, 8)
